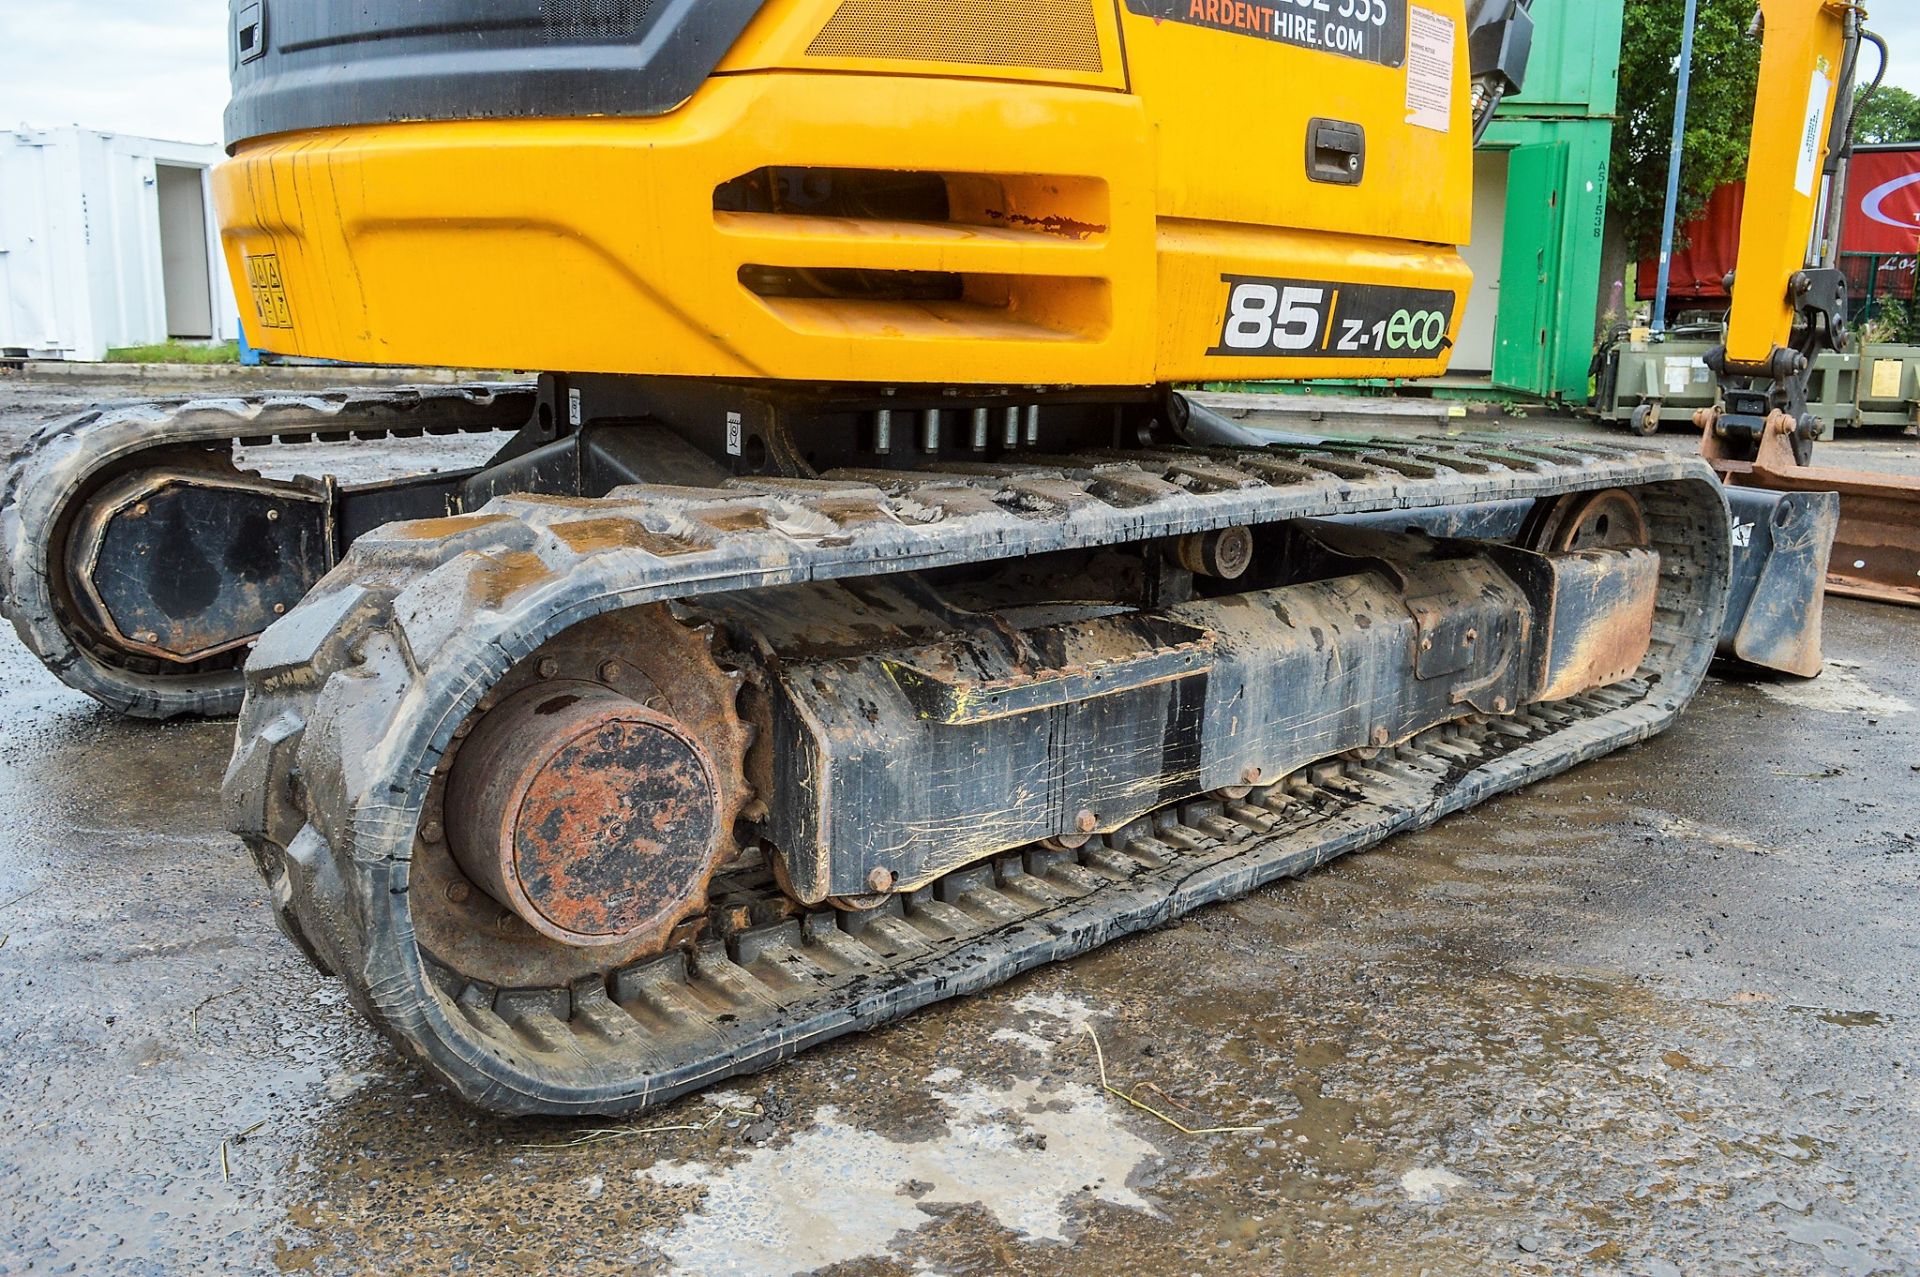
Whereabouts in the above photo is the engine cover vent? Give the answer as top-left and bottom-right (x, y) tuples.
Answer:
(806, 0), (1103, 73)
(540, 0), (658, 40)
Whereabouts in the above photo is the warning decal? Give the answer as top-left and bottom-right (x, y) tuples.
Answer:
(1872, 359), (1905, 400)
(245, 254), (294, 330)
(1404, 6), (1453, 132)
(1125, 0), (1409, 69)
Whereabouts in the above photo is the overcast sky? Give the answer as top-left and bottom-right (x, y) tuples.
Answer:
(2, 0), (1918, 147)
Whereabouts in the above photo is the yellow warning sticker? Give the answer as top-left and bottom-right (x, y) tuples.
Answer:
(1871, 358), (1905, 401)
(245, 254), (294, 330)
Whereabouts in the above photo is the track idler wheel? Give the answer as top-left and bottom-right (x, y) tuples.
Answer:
(446, 685), (724, 949)
(1522, 487), (1651, 553)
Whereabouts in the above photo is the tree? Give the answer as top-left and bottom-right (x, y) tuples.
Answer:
(1853, 84), (1920, 146)
(1610, 0), (1763, 256)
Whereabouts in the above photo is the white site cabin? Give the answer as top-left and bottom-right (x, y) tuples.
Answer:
(0, 126), (240, 361)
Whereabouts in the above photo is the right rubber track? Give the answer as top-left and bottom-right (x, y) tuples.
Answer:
(0, 384), (534, 717)
(224, 435), (1731, 1115)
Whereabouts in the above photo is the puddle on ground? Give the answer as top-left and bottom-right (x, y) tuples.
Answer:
(636, 1071), (1163, 1276)
(1790, 1007), (1890, 1029)
(1657, 816), (1778, 857)
(987, 990), (1106, 1054)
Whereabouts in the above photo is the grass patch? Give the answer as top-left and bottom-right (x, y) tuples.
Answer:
(103, 340), (241, 365)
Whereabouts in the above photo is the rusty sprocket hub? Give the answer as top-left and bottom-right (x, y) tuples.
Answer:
(411, 605), (753, 989)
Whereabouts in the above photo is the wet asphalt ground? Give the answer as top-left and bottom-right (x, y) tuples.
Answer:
(0, 373), (1917, 1276)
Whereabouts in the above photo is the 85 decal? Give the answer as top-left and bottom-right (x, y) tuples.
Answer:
(1208, 274), (1456, 360)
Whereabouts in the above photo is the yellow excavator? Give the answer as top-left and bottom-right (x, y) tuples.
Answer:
(0, 0), (1872, 1114)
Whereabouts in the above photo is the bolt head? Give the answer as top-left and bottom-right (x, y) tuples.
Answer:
(445, 880), (471, 904)
(1494, 696), (1509, 714)
(867, 867), (896, 893)
(420, 819), (444, 843)
(1242, 766), (1264, 785)
(599, 661), (622, 682)
(1372, 727), (1390, 747)
(266, 508), (280, 522)
(537, 657), (559, 679)
(1075, 809), (1099, 834)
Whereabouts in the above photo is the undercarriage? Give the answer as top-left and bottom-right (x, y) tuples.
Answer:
(8, 376), (1718, 1115)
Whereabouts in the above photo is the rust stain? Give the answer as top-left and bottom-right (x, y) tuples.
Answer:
(982, 209), (1108, 239)
(508, 713), (719, 939)
(445, 684), (723, 946)
(1536, 550), (1659, 702)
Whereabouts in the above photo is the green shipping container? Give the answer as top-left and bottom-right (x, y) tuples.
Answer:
(1478, 0), (1624, 404)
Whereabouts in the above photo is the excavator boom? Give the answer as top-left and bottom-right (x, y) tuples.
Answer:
(1701, 0), (1919, 607)
(1724, 0), (1856, 369)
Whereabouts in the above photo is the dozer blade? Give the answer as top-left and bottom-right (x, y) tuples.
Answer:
(225, 435), (1729, 1116)
(1721, 465), (1920, 609)
(1704, 410), (1920, 610)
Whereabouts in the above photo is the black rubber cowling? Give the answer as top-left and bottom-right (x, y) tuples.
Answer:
(224, 0), (771, 150)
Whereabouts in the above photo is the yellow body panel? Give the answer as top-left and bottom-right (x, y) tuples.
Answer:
(214, 1), (1475, 386)
(1724, 0), (1855, 366)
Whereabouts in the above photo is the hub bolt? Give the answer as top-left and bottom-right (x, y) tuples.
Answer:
(445, 881), (471, 904)
(600, 661), (623, 682)
(420, 819), (444, 844)
(537, 658), (559, 679)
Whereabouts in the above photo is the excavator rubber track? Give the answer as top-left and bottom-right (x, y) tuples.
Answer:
(0, 384), (535, 717)
(224, 436), (1729, 1116)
